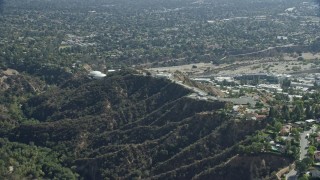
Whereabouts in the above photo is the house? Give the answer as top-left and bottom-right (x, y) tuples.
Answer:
(108, 69), (116, 73)
(255, 114), (267, 120)
(280, 124), (292, 135)
(294, 121), (305, 126)
(315, 151), (320, 162)
(315, 132), (320, 143)
(310, 169), (320, 178)
(233, 105), (240, 112)
(285, 7), (296, 13)
(155, 73), (172, 79)
(277, 36), (288, 40)
(306, 119), (317, 124)
(244, 113), (258, 120)
(83, 64), (92, 72)
(271, 144), (286, 153)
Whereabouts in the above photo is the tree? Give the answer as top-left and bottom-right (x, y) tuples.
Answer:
(269, 107), (279, 119)
(285, 140), (292, 155)
(298, 174), (309, 180)
(274, 121), (282, 133)
(249, 142), (264, 153)
(296, 158), (313, 173)
(308, 145), (316, 157)
(297, 57), (304, 61)
(296, 161), (307, 173)
(281, 78), (291, 88)
(314, 105), (320, 118)
(305, 105), (314, 119)
(255, 102), (264, 108)
(291, 128), (300, 141)
(282, 105), (290, 120)
(292, 105), (303, 121)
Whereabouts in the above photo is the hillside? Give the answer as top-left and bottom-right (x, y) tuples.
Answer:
(194, 154), (292, 180)
(0, 70), (289, 179)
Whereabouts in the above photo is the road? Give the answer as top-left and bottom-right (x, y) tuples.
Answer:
(286, 125), (317, 180)
(299, 127), (316, 160)
(286, 168), (297, 180)
(171, 79), (209, 97)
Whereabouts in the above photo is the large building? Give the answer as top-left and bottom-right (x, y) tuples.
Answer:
(88, 71), (106, 79)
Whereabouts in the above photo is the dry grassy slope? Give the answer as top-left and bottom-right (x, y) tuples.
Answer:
(173, 71), (224, 97)
(0, 69), (45, 94)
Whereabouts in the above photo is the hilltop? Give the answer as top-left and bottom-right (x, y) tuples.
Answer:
(0, 70), (291, 179)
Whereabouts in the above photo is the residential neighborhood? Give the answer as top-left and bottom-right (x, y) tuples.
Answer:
(148, 67), (320, 179)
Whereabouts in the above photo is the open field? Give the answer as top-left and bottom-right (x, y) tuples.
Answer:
(148, 55), (320, 76)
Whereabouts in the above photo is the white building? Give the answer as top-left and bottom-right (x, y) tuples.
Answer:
(257, 84), (282, 92)
(155, 73), (172, 79)
(215, 76), (234, 82)
(88, 71), (106, 79)
(192, 78), (212, 83)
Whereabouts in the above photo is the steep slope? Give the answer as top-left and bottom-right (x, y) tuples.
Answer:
(0, 69), (46, 134)
(22, 73), (191, 122)
(193, 154), (292, 180)
(7, 71), (272, 179)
